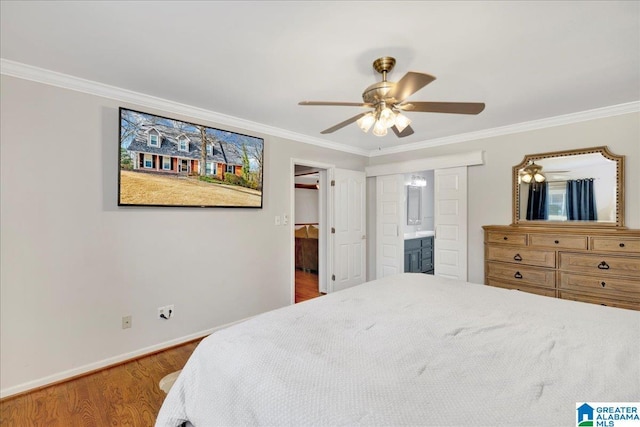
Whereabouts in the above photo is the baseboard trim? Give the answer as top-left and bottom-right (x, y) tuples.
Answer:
(0, 317), (251, 400)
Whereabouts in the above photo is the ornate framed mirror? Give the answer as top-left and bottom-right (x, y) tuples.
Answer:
(512, 146), (625, 227)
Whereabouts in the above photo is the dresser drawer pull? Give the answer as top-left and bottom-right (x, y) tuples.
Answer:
(513, 254), (522, 261)
(597, 261), (610, 270)
(601, 281), (606, 288)
(514, 271), (523, 279)
(619, 243), (625, 248)
(503, 236), (508, 240)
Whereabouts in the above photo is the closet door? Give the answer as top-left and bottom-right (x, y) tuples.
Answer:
(434, 167), (468, 280)
(376, 174), (404, 278)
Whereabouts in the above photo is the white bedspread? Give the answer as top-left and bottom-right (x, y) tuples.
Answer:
(156, 273), (640, 426)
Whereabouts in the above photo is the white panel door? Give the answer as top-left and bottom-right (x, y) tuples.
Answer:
(332, 168), (366, 292)
(434, 167), (468, 280)
(376, 174), (404, 278)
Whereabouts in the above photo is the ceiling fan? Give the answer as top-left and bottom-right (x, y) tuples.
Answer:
(299, 57), (486, 138)
(519, 161), (569, 183)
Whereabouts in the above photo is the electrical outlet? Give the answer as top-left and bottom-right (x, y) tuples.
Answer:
(122, 315), (132, 329)
(158, 305), (174, 320)
(283, 214), (289, 225)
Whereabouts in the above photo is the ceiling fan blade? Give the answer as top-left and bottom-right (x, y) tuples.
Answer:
(299, 101), (373, 107)
(391, 124), (415, 138)
(401, 101), (485, 115)
(387, 72), (436, 102)
(320, 112), (368, 134)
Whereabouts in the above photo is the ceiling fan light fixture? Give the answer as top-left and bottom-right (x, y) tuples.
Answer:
(378, 106), (396, 129)
(299, 57), (484, 138)
(521, 161), (546, 183)
(372, 120), (388, 137)
(356, 113), (375, 132)
(394, 112), (411, 132)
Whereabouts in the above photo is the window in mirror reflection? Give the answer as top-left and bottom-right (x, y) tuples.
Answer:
(548, 182), (566, 220)
(522, 178), (599, 222)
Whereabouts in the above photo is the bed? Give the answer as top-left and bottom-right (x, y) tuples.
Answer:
(156, 273), (640, 426)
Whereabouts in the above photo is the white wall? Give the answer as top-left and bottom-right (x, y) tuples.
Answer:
(294, 184), (319, 225)
(367, 112), (640, 284)
(0, 75), (367, 395)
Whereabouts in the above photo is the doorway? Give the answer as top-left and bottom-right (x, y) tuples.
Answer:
(292, 161), (332, 304)
(290, 160), (368, 303)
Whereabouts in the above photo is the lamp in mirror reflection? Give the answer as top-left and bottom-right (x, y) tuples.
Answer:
(410, 175), (427, 187)
(520, 162), (546, 183)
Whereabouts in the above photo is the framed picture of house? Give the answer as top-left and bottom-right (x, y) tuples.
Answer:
(118, 107), (264, 208)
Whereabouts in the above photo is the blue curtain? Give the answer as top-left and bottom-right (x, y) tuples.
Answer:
(526, 182), (548, 220)
(566, 178), (597, 220)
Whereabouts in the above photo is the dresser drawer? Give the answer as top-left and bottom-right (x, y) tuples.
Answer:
(487, 279), (557, 297)
(486, 262), (555, 289)
(558, 291), (640, 311)
(558, 252), (640, 278)
(486, 231), (527, 246)
(558, 272), (640, 301)
(590, 237), (640, 254)
(529, 234), (588, 250)
(486, 245), (556, 268)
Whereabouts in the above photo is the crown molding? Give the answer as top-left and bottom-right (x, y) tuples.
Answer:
(2, 59), (637, 159)
(370, 101), (640, 157)
(0, 59), (370, 157)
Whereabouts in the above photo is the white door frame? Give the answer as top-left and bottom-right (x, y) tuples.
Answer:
(290, 159), (335, 304)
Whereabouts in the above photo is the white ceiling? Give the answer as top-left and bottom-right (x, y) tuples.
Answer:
(1, 1), (639, 155)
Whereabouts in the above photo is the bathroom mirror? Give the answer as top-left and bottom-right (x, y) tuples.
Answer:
(407, 186), (422, 225)
(512, 146), (624, 227)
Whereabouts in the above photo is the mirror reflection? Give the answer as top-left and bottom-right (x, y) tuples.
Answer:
(407, 185), (422, 226)
(513, 147), (624, 226)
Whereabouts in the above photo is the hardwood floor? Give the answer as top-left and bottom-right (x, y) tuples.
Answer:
(1, 277), (320, 425)
(0, 339), (200, 426)
(295, 269), (322, 303)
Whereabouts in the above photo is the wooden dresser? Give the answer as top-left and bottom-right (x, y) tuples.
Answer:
(483, 225), (640, 310)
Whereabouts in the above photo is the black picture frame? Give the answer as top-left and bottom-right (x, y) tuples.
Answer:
(118, 107), (264, 208)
